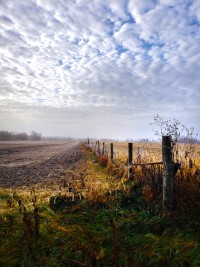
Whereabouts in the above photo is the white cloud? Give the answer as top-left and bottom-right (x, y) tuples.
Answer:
(0, 0), (199, 139)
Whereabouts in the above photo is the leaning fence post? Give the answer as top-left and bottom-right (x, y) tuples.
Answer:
(162, 135), (174, 211)
(128, 143), (133, 179)
(97, 140), (100, 153)
(110, 143), (114, 161)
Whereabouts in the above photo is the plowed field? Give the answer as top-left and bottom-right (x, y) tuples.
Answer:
(0, 141), (85, 188)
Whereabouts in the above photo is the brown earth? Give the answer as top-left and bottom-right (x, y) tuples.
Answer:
(0, 141), (86, 188)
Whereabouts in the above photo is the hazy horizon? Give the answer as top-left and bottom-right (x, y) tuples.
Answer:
(0, 0), (200, 140)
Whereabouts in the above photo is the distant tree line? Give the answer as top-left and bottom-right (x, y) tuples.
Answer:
(0, 131), (42, 141)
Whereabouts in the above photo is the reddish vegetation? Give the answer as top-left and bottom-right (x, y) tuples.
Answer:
(0, 141), (84, 187)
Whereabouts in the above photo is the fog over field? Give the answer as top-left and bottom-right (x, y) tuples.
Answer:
(0, 0), (200, 140)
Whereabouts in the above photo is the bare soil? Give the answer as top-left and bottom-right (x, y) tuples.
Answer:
(0, 141), (86, 188)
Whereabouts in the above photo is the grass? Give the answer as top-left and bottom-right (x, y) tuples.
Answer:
(103, 141), (200, 167)
(0, 145), (200, 266)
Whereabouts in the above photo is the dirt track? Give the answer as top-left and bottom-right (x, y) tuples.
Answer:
(0, 141), (85, 188)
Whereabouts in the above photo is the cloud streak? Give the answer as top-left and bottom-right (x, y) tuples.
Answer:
(0, 0), (199, 139)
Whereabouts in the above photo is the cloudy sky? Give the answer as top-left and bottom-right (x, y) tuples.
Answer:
(0, 0), (200, 140)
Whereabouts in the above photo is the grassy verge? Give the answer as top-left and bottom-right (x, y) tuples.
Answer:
(0, 146), (199, 266)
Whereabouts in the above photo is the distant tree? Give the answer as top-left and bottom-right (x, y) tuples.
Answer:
(0, 130), (42, 141)
(15, 132), (29, 140)
(30, 131), (42, 141)
(0, 131), (12, 141)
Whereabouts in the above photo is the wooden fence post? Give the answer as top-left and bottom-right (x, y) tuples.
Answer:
(95, 141), (97, 150)
(128, 143), (133, 179)
(162, 135), (174, 211)
(87, 138), (90, 145)
(110, 143), (114, 161)
(98, 140), (100, 153)
(102, 142), (105, 155)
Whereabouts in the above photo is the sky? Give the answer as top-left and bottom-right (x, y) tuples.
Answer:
(0, 0), (200, 140)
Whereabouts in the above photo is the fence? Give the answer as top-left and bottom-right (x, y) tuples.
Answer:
(87, 136), (200, 212)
